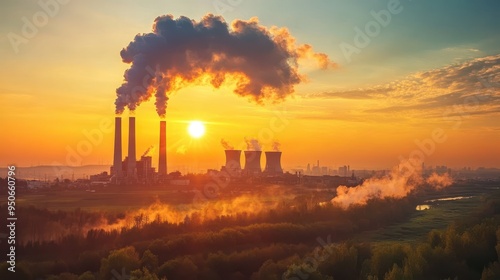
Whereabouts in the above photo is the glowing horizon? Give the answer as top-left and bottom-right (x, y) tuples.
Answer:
(1, 1), (499, 172)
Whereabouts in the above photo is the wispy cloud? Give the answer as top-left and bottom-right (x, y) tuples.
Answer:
(308, 54), (500, 118)
(307, 87), (388, 100)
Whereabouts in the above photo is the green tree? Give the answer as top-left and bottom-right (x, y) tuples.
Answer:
(141, 250), (159, 273)
(252, 259), (284, 280)
(158, 257), (198, 280)
(78, 271), (96, 280)
(99, 246), (140, 279)
(0, 262), (32, 280)
(317, 244), (359, 280)
(401, 245), (428, 279)
(370, 244), (407, 279)
(130, 267), (160, 280)
(482, 262), (500, 280)
(46, 272), (78, 280)
(384, 264), (404, 280)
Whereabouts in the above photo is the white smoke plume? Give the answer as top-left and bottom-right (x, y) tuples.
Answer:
(425, 172), (453, 189)
(271, 141), (281, 151)
(245, 137), (261, 151)
(331, 159), (453, 209)
(221, 139), (234, 150)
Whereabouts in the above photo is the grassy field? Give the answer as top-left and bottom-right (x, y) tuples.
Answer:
(352, 182), (500, 244)
(11, 184), (289, 212)
(14, 188), (195, 212)
(353, 195), (486, 244)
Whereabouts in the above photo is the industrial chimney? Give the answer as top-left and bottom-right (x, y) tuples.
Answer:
(112, 117), (122, 177)
(127, 116), (137, 178)
(224, 150), (242, 176)
(243, 151), (262, 175)
(158, 120), (167, 176)
(264, 151), (283, 175)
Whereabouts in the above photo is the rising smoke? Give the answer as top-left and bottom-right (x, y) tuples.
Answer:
(92, 186), (292, 232)
(245, 137), (261, 151)
(331, 160), (453, 209)
(271, 141), (281, 151)
(115, 14), (335, 117)
(220, 139), (234, 150)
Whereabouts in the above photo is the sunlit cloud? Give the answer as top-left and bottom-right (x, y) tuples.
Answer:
(307, 55), (500, 119)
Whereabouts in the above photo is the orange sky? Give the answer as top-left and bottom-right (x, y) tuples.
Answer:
(1, 1), (499, 173)
(2, 76), (499, 172)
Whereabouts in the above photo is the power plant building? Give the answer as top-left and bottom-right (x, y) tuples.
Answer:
(127, 117), (137, 179)
(111, 117), (123, 179)
(243, 151), (262, 175)
(264, 151), (283, 175)
(117, 156), (155, 181)
(110, 116), (167, 184)
(137, 156), (155, 181)
(158, 120), (167, 176)
(110, 115), (290, 183)
(222, 150), (242, 176)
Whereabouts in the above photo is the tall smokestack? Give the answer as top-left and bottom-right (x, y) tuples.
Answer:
(264, 151), (283, 175)
(113, 117), (122, 177)
(158, 120), (167, 175)
(244, 151), (262, 175)
(127, 116), (137, 178)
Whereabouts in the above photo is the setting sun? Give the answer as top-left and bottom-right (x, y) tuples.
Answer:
(187, 120), (205, 138)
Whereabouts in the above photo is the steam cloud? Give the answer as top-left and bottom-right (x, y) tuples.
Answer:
(331, 160), (453, 209)
(425, 172), (453, 189)
(115, 14), (335, 117)
(271, 141), (281, 151)
(245, 137), (261, 151)
(93, 186), (292, 232)
(220, 139), (234, 150)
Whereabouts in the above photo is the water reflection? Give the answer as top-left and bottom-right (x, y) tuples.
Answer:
(417, 196), (474, 211)
(416, 204), (431, 211)
(425, 196), (473, 203)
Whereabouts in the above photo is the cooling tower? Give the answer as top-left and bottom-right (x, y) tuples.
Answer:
(224, 150), (242, 175)
(264, 151), (283, 175)
(158, 120), (167, 175)
(244, 151), (262, 175)
(127, 116), (137, 177)
(112, 117), (122, 177)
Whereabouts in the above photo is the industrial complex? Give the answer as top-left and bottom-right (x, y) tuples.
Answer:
(108, 117), (286, 185)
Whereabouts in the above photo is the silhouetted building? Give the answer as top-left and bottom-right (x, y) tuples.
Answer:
(127, 117), (137, 179)
(243, 151), (262, 175)
(264, 151), (283, 175)
(339, 165), (350, 177)
(112, 117), (122, 179)
(137, 156), (155, 181)
(223, 150), (242, 176)
(158, 120), (167, 176)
